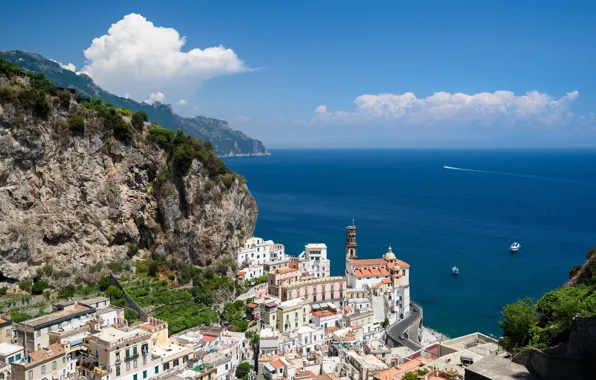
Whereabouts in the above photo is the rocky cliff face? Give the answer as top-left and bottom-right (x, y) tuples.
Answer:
(0, 72), (258, 284)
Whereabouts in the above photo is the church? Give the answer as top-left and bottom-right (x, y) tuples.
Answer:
(344, 223), (411, 319)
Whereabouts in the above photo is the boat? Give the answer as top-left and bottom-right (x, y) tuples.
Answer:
(510, 242), (521, 252)
(452, 266), (460, 275)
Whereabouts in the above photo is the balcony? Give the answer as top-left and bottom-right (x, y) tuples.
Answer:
(124, 354), (139, 361)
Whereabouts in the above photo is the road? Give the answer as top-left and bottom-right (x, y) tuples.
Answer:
(386, 304), (423, 351)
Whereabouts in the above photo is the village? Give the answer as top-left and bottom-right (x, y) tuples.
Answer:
(0, 223), (529, 380)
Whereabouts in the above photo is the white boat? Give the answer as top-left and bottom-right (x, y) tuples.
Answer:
(510, 242), (521, 252)
(452, 266), (460, 275)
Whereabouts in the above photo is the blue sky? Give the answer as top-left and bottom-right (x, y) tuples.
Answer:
(1, 0), (595, 148)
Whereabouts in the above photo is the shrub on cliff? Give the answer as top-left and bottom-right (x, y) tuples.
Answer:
(131, 111), (148, 129)
(31, 280), (48, 295)
(68, 114), (85, 133)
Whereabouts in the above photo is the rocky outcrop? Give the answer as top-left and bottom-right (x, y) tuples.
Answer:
(0, 76), (258, 285)
(524, 317), (596, 380)
(0, 50), (270, 157)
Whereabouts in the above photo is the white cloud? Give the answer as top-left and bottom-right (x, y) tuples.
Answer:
(310, 90), (581, 128)
(50, 59), (77, 72)
(177, 99), (188, 106)
(81, 13), (251, 102)
(144, 92), (165, 104)
(315, 105), (327, 114)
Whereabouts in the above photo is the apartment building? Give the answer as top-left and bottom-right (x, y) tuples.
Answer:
(276, 298), (310, 333)
(16, 303), (95, 352)
(0, 318), (13, 344)
(151, 343), (192, 377)
(0, 342), (24, 379)
(279, 276), (347, 304)
(268, 268), (302, 298)
(11, 343), (76, 380)
(85, 326), (152, 380)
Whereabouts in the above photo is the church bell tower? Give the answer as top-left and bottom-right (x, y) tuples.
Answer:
(345, 220), (358, 260)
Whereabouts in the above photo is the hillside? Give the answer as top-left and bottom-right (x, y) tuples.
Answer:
(0, 50), (269, 157)
(0, 57), (258, 286)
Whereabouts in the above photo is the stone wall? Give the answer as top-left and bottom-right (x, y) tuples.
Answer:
(524, 317), (596, 380)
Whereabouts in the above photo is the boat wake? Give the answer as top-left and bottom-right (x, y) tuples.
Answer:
(443, 165), (594, 187)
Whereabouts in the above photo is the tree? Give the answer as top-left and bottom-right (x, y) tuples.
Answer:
(0, 287), (7, 296)
(104, 285), (123, 300)
(235, 362), (252, 379)
(131, 111), (148, 130)
(148, 262), (159, 277)
(403, 371), (418, 380)
(98, 276), (112, 291)
(31, 280), (47, 295)
(58, 285), (76, 299)
(499, 297), (535, 352)
(125, 308), (138, 323)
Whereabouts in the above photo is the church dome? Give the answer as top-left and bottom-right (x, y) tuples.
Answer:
(384, 245), (396, 261)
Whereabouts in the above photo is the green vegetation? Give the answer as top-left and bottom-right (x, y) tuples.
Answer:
(499, 247), (596, 352)
(68, 114), (85, 132)
(0, 287), (7, 296)
(244, 274), (268, 288)
(235, 362), (253, 380)
(402, 372), (418, 380)
(31, 280), (47, 295)
(148, 126), (230, 177)
(125, 307), (139, 324)
(132, 111), (148, 129)
(18, 279), (32, 292)
(11, 311), (32, 323)
(58, 89), (71, 109)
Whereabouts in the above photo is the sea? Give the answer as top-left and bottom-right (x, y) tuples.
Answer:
(224, 149), (596, 338)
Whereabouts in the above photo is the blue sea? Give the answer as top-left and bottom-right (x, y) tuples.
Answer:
(224, 149), (596, 337)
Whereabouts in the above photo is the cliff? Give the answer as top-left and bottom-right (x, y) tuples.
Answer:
(0, 58), (258, 285)
(0, 50), (269, 157)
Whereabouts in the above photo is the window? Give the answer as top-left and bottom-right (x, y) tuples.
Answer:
(52, 360), (57, 369)
(183, 356), (188, 363)
(164, 363), (170, 371)
(41, 365), (46, 374)
(62, 357), (65, 364)
(173, 359), (179, 367)
(36, 330), (41, 337)
(16, 354), (22, 361)
(225, 364), (229, 370)
(143, 356), (147, 365)
(126, 348), (130, 358)
(116, 352), (120, 362)
(154, 366), (159, 374)
(133, 375), (137, 380)
(126, 362), (131, 371)
(133, 346), (138, 356)
(28, 371), (33, 380)
(143, 371), (147, 379)
(133, 359), (138, 368)
(116, 367), (120, 377)
(8, 357), (14, 364)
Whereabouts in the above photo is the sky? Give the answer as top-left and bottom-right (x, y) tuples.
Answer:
(1, 0), (596, 148)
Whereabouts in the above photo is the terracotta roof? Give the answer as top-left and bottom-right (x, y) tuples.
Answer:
(200, 335), (217, 342)
(352, 258), (386, 266)
(379, 268), (390, 275)
(237, 271), (245, 278)
(396, 259), (410, 268)
(326, 326), (339, 333)
(247, 303), (258, 308)
(344, 306), (352, 312)
(270, 359), (285, 369)
(370, 268), (381, 276)
(382, 278), (392, 284)
(313, 310), (337, 318)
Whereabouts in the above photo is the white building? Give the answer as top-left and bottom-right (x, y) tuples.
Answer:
(344, 224), (411, 319)
(239, 264), (264, 281)
(293, 326), (325, 355)
(237, 237), (286, 266)
(301, 244), (330, 278)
